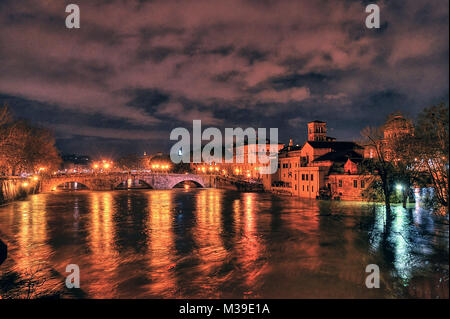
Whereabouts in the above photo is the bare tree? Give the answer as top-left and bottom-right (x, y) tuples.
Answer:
(360, 126), (395, 216)
(413, 103), (448, 210)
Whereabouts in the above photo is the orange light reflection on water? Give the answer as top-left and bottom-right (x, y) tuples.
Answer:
(87, 192), (118, 298)
(193, 189), (227, 297)
(146, 190), (176, 296)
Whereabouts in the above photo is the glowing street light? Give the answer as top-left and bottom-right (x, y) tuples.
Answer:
(32, 176), (39, 181)
(22, 182), (29, 187)
(396, 184), (403, 191)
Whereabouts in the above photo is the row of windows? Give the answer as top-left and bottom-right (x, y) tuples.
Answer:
(294, 184), (314, 193)
(280, 163), (299, 168)
(309, 127), (325, 133)
(338, 180), (365, 188)
(282, 173), (315, 181)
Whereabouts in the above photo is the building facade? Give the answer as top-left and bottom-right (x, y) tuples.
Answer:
(264, 121), (374, 200)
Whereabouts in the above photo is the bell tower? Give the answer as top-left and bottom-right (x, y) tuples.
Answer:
(307, 121), (327, 141)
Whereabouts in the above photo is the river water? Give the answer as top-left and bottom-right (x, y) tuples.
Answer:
(0, 189), (448, 298)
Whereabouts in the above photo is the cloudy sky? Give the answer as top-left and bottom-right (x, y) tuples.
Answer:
(0, 0), (448, 158)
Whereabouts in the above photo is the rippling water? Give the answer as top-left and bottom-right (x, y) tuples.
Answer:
(0, 189), (448, 298)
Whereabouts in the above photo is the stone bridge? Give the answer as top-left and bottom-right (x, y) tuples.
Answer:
(40, 173), (215, 192)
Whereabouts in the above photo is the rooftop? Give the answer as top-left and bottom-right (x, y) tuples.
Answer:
(313, 150), (363, 163)
(306, 141), (363, 151)
(308, 120), (326, 124)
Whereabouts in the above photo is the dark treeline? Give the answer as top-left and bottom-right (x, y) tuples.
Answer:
(0, 105), (60, 176)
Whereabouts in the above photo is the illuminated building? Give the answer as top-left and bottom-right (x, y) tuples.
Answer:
(265, 121), (374, 200)
(190, 141), (284, 180)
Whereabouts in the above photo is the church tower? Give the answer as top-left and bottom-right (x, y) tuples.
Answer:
(307, 121), (327, 141)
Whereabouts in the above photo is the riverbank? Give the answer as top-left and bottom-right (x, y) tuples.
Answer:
(0, 178), (38, 205)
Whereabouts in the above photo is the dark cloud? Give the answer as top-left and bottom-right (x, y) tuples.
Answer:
(0, 0), (448, 156)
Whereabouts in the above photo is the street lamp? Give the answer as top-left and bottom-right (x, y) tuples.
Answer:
(396, 184), (403, 191)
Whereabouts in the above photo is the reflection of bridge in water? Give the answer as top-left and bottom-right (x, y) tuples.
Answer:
(41, 173), (215, 192)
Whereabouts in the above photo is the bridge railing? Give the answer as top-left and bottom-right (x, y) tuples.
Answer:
(46, 172), (207, 178)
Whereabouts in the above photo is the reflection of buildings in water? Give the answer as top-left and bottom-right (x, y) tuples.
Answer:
(73, 197), (79, 231)
(280, 199), (321, 271)
(147, 190), (176, 296)
(88, 192), (118, 298)
(232, 192), (265, 291)
(193, 189), (227, 295)
(15, 194), (53, 296)
(317, 202), (365, 286)
(17, 195), (48, 270)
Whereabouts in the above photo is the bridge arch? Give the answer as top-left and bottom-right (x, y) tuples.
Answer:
(167, 177), (205, 189)
(114, 179), (154, 189)
(50, 180), (91, 191)
(172, 180), (204, 189)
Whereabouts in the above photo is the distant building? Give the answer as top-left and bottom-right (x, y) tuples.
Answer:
(61, 154), (91, 172)
(362, 113), (414, 161)
(191, 140), (284, 179)
(383, 113), (414, 140)
(383, 113), (414, 161)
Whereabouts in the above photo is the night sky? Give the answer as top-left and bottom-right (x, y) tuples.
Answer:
(0, 0), (448, 158)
